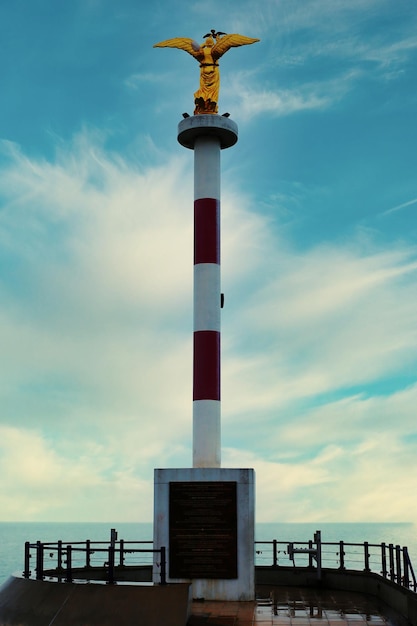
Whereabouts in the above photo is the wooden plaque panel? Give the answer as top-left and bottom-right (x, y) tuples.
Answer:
(169, 481), (238, 579)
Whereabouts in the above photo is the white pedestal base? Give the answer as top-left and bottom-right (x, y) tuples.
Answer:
(153, 467), (255, 601)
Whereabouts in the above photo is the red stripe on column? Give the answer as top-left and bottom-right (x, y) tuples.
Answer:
(193, 330), (220, 400)
(194, 198), (219, 265)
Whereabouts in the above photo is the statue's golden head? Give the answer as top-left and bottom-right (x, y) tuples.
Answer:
(203, 36), (215, 48)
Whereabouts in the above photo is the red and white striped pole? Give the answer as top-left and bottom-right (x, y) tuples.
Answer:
(178, 115), (238, 468)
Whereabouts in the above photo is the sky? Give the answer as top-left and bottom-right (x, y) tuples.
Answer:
(0, 0), (416, 524)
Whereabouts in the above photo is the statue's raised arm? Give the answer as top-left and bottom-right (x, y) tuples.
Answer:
(153, 30), (260, 115)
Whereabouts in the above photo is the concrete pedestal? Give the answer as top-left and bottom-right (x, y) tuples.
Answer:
(153, 467), (255, 601)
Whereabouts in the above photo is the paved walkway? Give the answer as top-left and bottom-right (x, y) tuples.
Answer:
(188, 586), (408, 626)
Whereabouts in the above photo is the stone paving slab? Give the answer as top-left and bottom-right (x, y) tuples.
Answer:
(188, 586), (410, 626)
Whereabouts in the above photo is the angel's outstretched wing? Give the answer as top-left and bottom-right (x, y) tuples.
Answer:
(212, 34), (260, 61)
(153, 37), (202, 61)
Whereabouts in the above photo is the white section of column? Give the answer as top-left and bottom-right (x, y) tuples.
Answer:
(193, 400), (221, 468)
(194, 264), (221, 332)
(194, 136), (220, 200)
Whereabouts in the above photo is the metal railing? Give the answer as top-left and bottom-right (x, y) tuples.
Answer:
(23, 529), (166, 585)
(255, 531), (417, 592)
(22, 528), (416, 593)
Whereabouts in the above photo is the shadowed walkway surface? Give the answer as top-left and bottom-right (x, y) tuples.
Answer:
(0, 576), (191, 625)
(187, 586), (410, 626)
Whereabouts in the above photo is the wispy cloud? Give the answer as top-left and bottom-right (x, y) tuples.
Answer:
(381, 197), (417, 216)
(224, 429), (417, 522)
(222, 242), (417, 418)
(236, 0), (417, 115)
(0, 132), (416, 521)
(224, 64), (363, 119)
(124, 71), (168, 90)
(220, 230), (417, 523)
(0, 425), (155, 521)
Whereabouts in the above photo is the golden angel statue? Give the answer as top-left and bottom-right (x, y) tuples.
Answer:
(154, 29), (260, 115)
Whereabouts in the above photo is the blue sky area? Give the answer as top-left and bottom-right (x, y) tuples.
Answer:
(0, 0), (416, 522)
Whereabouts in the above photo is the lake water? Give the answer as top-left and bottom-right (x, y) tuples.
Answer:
(0, 521), (415, 586)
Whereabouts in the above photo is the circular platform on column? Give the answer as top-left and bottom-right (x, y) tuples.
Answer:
(178, 115), (238, 150)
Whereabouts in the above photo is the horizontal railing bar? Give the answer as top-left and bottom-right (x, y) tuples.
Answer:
(255, 540), (385, 548)
(34, 547), (161, 553)
(28, 541), (153, 548)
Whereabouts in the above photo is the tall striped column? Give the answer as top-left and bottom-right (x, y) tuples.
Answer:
(178, 115), (238, 468)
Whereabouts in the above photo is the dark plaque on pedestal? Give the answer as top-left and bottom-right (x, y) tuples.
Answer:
(169, 481), (238, 579)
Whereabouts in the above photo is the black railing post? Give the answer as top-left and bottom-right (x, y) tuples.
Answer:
(23, 542), (31, 578)
(120, 539), (125, 566)
(308, 540), (314, 568)
(339, 541), (345, 570)
(364, 542), (370, 572)
(404, 549), (417, 592)
(388, 543), (395, 581)
(65, 545), (73, 583)
(395, 545), (402, 585)
(273, 540), (278, 567)
(107, 545), (115, 584)
(160, 546), (167, 585)
(36, 541), (44, 580)
(381, 543), (387, 578)
(86, 540), (91, 568)
(403, 547), (410, 589)
(57, 540), (63, 570)
(314, 531), (322, 581)
(107, 529), (117, 584)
